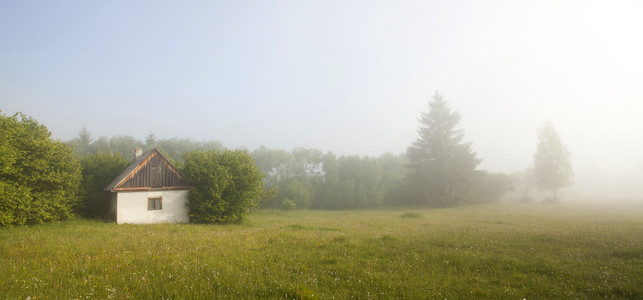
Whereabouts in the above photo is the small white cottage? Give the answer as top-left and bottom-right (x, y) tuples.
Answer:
(105, 148), (189, 224)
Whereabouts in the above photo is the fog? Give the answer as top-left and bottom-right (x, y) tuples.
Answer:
(1, 1), (642, 200)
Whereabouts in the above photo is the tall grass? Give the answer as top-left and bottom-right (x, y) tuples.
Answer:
(0, 203), (641, 298)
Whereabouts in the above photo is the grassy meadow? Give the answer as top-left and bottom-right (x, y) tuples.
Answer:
(1, 202), (642, 299)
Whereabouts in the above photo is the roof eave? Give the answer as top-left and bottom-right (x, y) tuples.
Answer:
(111, 186), (191, 192)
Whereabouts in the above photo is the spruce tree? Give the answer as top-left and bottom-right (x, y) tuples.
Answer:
(405, 92), (481, 206)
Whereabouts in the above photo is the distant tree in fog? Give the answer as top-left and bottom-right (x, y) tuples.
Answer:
(109, 135), (144, 161)
(251, 147), (324, 209)
(144, 132), (157, 150)
(473, 172), (513, 202)
(379, 152), (407, 205)
(252, 147), (406, 210)
(511, 168), (536, 202)
(315, 154), (385, 209)
(251, 146), (291, 187)
(67, 125), (93, 157)
(405, 92), (481, 206)
(533, 122), (573, 202)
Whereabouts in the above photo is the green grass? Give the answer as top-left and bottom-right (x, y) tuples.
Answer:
(1, 203), (642, 299)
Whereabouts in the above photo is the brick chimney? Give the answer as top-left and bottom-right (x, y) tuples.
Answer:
(135, 148), (143, 158)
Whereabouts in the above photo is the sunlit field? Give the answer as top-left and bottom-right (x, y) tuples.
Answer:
(1, 203), (641, 299)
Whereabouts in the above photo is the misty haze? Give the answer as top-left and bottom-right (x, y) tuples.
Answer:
(1, 1), (641, 298)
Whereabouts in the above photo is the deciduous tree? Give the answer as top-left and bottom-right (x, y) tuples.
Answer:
(533, 122), (573, 201)
(314, 154), (385, 209)
(511, 168), (536, 202)
(0, 112), (81, 227)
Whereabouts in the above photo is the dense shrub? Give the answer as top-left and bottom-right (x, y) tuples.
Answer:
(78, 152), (129, 219)
(281, 198), (297, 210)
(0, 182), (31, 226)
(182, 150), (265, 224)
(0, 112), (81, 227)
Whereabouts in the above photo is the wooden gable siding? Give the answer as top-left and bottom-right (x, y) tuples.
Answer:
(116, 152), (187, 190)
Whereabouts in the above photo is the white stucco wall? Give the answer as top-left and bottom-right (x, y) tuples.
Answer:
(115, 190), (189, 224)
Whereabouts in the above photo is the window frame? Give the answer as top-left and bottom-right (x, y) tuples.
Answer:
(147, 196), (162, 211)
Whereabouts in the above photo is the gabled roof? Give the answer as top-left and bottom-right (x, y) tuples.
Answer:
(104, 148), (189, 191)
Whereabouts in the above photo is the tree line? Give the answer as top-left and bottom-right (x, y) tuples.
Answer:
(0, 94), (572, 227)
(67, 126), (223, 162)
(60, 93), (525, 212)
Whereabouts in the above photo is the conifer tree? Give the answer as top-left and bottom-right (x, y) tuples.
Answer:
(405, 92), (481, 206)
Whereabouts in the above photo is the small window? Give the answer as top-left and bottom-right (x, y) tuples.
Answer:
(148, 197), (162, 211)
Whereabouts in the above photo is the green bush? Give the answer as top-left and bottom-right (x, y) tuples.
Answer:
(182, 149), (265, 224)
(281, 198), (296, 210)
(0, 112), (81, 227)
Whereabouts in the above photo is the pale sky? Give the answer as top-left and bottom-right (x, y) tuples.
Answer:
(2, 1), (642, 198)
